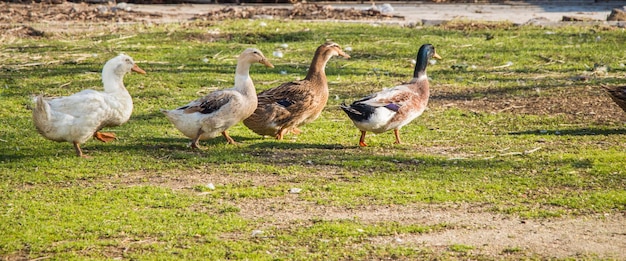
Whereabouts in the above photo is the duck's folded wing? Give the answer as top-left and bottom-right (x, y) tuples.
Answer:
(48, 90), (108, 117)
(180, 91), (233, 115)
(356, 88), (413, 112)
(258, 81), (314, 109)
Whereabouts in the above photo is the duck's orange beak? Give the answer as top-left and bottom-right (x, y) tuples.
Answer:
(433, 52), (442, 60)
(260, 58), (274, 68)
(338, 49), (351, 59)
(132, 64), (147, 74)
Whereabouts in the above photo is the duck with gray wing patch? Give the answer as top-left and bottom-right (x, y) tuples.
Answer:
(341, 44), (441, 147)
(161, 48), (274, 149)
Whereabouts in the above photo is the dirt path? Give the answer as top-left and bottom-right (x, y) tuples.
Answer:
(236, 199), (626, 259)
(131, 1), (620, 25)
(1, 1), (621, 27)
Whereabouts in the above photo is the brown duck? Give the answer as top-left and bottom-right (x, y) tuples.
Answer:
(243, 42), (350, 140)
(602, 85), (626, 112)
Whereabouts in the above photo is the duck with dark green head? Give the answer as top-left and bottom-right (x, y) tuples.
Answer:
(341, 44), (441, 147)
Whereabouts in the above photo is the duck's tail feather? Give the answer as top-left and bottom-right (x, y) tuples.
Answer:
(160, 108), (175, 123)
(341, 102), (373, 122)
(340, 102), (359, 115)
(32, 95), (52, 135)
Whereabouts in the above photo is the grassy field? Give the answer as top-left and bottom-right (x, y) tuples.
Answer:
(1, 19), (625, 260)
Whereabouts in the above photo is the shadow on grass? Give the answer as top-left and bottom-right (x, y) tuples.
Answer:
(132, 111), (171, 121)
(509, 127), (626, 136)
(0, 153), (35, 162)
(247, 141), (347, 150)
(3, 138), (610, 189)
(145, 135), (259, 147)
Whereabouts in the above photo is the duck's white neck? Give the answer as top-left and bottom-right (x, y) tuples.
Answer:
(102, 70), (128, 94)
(233, 62), (255, 96)
(410, 73), (428, 83)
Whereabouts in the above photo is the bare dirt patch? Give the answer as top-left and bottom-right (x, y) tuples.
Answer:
(190, 3), (403, 21)
(431, 84), (626, 124)
(368, 206), (625, 259)
(0, 2), (402, 36)
(0, 2), (163, 24)
(110, 168), (289, 190)
(0, 25), (46, 38)
(238, 199), (626, 259)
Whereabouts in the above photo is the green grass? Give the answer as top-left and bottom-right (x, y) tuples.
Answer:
(1, 20), (625, 260)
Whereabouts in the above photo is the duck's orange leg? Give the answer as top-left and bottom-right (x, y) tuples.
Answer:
(191, 129), (203, 149)
(222, 130), (239, 145)
(291, 128), (302, 135)
(275, 128), (287, 140)
(73, 141), (89, 158)
(94, 132), (116, 142)
(359, 130), (368, 147)
(393, 129), (402, 144)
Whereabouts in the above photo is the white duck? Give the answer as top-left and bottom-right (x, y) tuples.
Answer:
(161, 48), (273, 149)
(32, 54), (146, 157)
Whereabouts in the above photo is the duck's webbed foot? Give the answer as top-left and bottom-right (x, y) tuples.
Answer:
(359, 131), (368, 147)
(94, 132), (116, 142)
